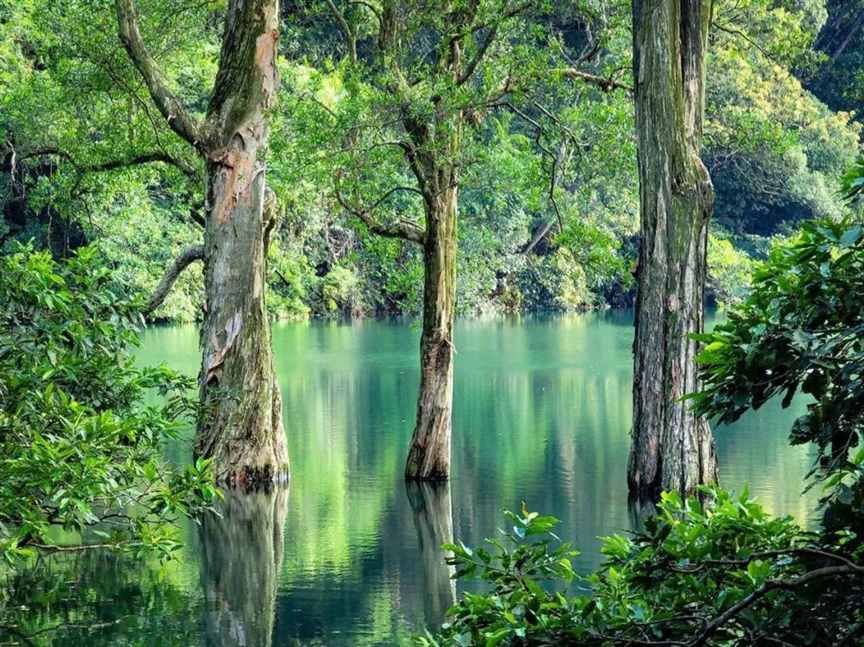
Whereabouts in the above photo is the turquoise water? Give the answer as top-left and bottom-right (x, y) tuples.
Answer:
(1, 313), (818, 646)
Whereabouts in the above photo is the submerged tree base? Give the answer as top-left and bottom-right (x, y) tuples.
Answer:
(219, 464), (290, 489)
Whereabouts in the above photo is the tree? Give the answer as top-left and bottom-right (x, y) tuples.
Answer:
(114, 0), (288, 485)
(628, 0), (718, 498)
(316, 0), (630, 480)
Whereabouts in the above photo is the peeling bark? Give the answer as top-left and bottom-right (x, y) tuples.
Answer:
(196, 0), (287, 486)
(629, 0), (718, 499)
(115, 0), (288, 486)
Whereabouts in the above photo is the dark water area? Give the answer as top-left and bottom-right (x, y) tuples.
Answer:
(1, 312), (818, 646)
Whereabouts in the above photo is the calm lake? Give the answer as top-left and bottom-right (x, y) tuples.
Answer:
(6, 312), (819, 646)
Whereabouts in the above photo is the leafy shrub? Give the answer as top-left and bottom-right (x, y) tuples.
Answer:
(421, 489), (864, 646)
(707, 232), (754, 305)
(320, 265), (362, 315)
(691, 219), (864, 524)
(0, 244), (217, 563)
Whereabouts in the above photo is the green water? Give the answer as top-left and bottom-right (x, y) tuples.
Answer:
(3, 313), (818, 646)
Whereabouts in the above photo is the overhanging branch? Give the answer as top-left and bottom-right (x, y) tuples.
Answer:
(144, 245), (205, 315)
(21, 148), (198, 179)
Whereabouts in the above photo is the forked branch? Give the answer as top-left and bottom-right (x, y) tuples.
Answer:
(334, 175), (425, 244)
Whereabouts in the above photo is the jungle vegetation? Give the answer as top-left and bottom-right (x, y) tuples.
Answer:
(2, 0), (864, 645)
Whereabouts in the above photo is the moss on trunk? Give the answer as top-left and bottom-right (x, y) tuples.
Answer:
(405, 187), (458, 480)
(629, 0), (718, 499)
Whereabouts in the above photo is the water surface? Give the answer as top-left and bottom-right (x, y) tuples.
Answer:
(3, 313), (818, 646)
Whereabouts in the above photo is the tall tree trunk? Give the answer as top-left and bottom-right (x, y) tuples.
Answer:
(194, 0), (288, 486)
(199, 486), (289, 647)
(629, 0), (718, 498)
(405, 186), (458, 480)
(116, 0), (288, 486)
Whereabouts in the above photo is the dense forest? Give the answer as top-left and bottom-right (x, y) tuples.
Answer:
(3, 0), (864, 645)
(3, 0), (863, 320)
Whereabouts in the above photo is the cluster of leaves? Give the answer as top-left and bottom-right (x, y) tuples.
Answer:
(691, 219), (864, 523)
(0, 244), (218, 563)
(707, 7), (860, 238)
(421, 489), (864, 646)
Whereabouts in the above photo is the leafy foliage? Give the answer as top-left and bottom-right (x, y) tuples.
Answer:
(691, 219), (864, 523)
(422, 489), (864, 646)
(0, 244), (217, 563)
(707, 232), (755, 305)
(2, 0), (859, 319)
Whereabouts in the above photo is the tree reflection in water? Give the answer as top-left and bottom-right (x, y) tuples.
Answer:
(405, 481), (456, 630)
(199, 486), (289, 647)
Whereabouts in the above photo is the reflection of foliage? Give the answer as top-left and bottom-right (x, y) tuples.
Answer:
(0, 245), (216, 563)
(0, 550), (202, 646)
(423, 490), (864, 646)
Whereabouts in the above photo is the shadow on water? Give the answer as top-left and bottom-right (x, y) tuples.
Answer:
(199, 486), (289, 647)
(405, 481), (457, 629)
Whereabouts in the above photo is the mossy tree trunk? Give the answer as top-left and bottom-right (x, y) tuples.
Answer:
(116, 0), (288, 486)
(399, 12), (466, 481)
(327, 5), (465, 480)
(628, 0), (718, 499)
(325, 0), (558, 481)
(405, 185), (458, 480)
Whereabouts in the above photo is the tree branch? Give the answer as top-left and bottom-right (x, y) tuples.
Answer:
(348, 0), (382, 22)
(324, 0), (358, 64)
(457, 1), (534, 85)
(688, 563), (864, 647)
(85, 152), (198, 179)
(458, 25), (499, 85)
(144, 245), (205, 314)
(558, 68), (633, 94)
(334, 176), (425, 244)
(21, 147), (198, 179)
(522, 139), (568, 255)
(115, 0), (204, 149)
